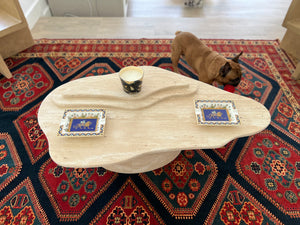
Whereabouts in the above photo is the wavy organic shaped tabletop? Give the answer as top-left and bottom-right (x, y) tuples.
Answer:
(38, 66), (270, 173)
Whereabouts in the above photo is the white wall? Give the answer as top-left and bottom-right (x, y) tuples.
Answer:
(19, 0), (51, 29)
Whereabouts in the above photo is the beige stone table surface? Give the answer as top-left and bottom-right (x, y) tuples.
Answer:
(38, 66), (270, 173)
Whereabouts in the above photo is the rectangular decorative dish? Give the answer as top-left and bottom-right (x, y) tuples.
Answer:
(194, 100), (240, 126)
(58, 109), (106, 137)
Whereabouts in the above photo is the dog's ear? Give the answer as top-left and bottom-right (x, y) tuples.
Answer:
(220, 62), (232, 77)
(232, 51), (243, 63)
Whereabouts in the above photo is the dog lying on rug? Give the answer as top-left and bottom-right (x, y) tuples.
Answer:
(171, 31), (243, 87)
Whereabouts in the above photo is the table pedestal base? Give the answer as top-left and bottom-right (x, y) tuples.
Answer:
(102, 150), (181, 174)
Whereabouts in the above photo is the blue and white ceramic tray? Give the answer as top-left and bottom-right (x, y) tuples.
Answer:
(194, 100), (240, 126)
(58, 109), (106, 137)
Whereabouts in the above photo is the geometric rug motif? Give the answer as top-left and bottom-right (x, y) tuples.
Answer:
(242, 57), (274, 77)
(213, 140), (237, 162)
(235, 62), (273, 104)
(5, 57), (28, 70)
(236, 130), (300, 218)
(38, 159), (118, 222)
(140, 150), (218, 219)
(73, 62), (116, 79)
(20, 39), (172, 58)
(13, 104), (48, 164)
(110, 57), (160, 68)
(90, 178), (166, 225)
(243, 53), (299, 143)
(269, 91), (300, 142)
(0, 133), (22, 191)
(0, 177), (50, 224)
(43, 57), (95, 81)
(0, 63), (53, 111)
(204, 176), (284, 225)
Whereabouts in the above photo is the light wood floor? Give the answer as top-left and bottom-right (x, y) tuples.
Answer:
(32, 0), (291, 40)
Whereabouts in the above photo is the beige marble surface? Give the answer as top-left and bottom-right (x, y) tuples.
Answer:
(38, 66), (270, 173)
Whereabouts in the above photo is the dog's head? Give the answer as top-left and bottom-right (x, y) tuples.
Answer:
(215, 52), (243, 87)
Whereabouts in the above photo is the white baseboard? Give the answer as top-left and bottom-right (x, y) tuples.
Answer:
(21, 0), (51, 29)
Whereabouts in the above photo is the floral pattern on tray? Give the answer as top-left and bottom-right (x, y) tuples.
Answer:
(194, 100), (240, 126)
(58, 109), (106, 137)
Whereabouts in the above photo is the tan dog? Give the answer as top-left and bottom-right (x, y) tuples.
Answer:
(171, 31), (243, 86)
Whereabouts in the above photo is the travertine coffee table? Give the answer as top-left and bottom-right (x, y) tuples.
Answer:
(38, 66), (270, 173)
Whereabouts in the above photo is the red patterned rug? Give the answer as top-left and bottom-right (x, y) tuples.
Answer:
(0, 39), (299, 224)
